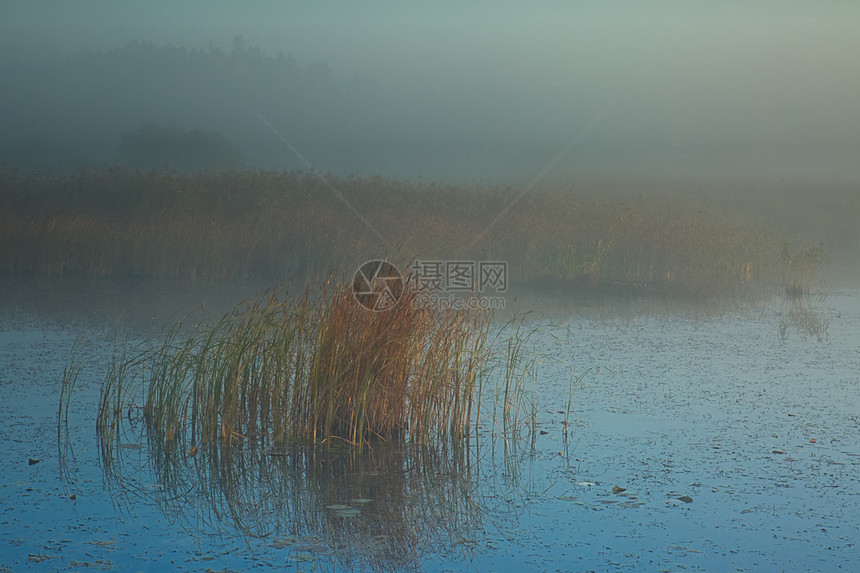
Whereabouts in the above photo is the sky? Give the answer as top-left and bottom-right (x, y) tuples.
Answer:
(2, 1), (859, 182)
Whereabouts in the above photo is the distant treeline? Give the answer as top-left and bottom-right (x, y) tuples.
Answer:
(1, 36), (351, 171)
(0, 36), (560, 177)
(0, 167), (842, 297)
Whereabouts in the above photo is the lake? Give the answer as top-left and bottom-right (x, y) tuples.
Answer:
(1, 277), (858, 571)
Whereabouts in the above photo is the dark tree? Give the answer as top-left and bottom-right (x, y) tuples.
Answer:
(120, 122), (244, 171)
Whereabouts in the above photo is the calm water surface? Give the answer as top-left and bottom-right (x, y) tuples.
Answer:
(1, 278), (858, 571)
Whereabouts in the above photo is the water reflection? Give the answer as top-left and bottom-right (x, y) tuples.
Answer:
(776, 292), (831, 343)
(101, 434), (506, 570)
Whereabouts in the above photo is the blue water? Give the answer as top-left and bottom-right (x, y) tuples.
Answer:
(1, 279), (858, 571)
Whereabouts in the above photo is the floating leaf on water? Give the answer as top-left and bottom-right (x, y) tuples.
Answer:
(539, 430), (549, 435)
(612, 486), (626, 494)
(294, 542), (326, 553)
(677, 495), (693, 503)
(269, 536), (296, 549)
(28, 458), (42, 465)
(668, 545), (702, 553)
(809, 438), (817, 443)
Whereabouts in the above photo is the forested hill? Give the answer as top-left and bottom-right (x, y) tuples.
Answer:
(1, 37), (374, 171)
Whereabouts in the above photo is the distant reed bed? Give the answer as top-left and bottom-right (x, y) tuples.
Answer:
(1, 167), (834, 296)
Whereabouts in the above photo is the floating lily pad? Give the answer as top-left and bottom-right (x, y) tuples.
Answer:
(669, 545), (702, 553)
(269, 536), (297, 549)
(324, 503), (362, 518)
(85, 539), (116, 548)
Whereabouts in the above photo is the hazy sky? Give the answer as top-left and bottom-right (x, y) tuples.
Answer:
(3, 1), (859, 181)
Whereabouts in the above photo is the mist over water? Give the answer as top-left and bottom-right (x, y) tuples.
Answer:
(3, 1), (859, 182)
(3, 5), (860, 570)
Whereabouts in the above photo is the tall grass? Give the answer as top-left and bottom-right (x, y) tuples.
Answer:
(93, 277), (520, 454)
(1, 167), (838, 297)
(781, 242), (830, 296)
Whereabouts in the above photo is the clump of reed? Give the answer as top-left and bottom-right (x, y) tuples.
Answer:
(95, 276), (509, 454)
(780, 242), (830, 296)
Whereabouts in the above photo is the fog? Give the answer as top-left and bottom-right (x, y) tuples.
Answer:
(3, 1), (859, 182)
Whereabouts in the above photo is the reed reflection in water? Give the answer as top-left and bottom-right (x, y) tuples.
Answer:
(776, 291), (831, 343)
(98, 433), (525, 570)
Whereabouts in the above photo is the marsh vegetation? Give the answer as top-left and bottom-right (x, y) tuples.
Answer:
(75, 277), (540, 459)
(1, 168), (841, 297)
